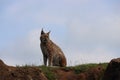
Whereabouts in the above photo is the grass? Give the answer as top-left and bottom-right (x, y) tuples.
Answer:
(16, 65), (57, 80)
(39, 65), (57, 80)
(64, 63), (108, 74)
(15, 63), (108, 80)
(38, 63), (108, 80)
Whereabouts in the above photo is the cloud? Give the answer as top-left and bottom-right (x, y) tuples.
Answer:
(1, 28), (42, 66)
(63, 10), (120, 66)
(1, 25), (119, 66)
(0, 0), (120, 66)
(66, 47), (115, 65)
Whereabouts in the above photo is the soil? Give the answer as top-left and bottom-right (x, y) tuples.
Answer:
(0, 59), (47, 80)
(52, 65), (104, 80)
(0, 59), (105, 80)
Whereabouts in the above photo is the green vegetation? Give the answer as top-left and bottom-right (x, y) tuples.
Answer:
(66, 63), (98, 74)
(16, 63), (108, 80)
(39, 63), (108, 80)
(39, 65), (57, 80)
(16, 64), (36, 69)
(64, 63), (108, 74)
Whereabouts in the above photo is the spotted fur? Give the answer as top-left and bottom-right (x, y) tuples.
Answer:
(40, 29), (67, 67)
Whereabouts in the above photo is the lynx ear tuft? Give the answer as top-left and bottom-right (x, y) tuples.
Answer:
(41, 28), (45, 35)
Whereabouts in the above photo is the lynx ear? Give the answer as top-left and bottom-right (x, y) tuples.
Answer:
(41, 28), (45, 35)
(47, 31), (51, 35)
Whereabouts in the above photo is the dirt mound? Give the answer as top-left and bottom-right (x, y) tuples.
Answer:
(0, 59), (106, 80)
(84, 66), (104, 80)
(0, 59), (47, 80)
(52, 66), (104, 80)
(102, 58), (120, 80)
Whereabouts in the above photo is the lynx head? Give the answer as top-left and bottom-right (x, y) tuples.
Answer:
(40, 29), (51, 44)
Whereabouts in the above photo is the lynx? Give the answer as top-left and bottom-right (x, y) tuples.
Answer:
(40, 29), (67, 67)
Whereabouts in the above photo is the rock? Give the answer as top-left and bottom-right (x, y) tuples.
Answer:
(102, 58), (120, 80)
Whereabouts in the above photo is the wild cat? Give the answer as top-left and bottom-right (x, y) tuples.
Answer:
(40, 29), (67, 67)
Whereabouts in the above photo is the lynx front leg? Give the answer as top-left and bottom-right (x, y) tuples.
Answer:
(43, 55), (47, 66)
(48, 56), (53, 66)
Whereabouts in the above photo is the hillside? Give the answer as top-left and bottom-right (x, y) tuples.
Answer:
(40, 63), (107, 80)
(0, 59), (108, 80)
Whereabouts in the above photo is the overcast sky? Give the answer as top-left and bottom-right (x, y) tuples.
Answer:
(0, 0), (120, 66)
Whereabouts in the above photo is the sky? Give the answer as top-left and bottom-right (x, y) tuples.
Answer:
(0, 0), (120, 66)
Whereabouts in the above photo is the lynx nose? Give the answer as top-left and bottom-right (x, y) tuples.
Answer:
(43, 39), (47, 42)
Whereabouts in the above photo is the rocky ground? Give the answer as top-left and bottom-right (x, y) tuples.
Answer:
(0, 58), (120, 80)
